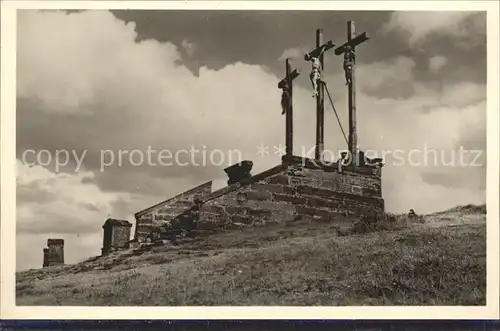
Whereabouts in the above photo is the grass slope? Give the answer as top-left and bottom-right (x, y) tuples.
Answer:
(16, 207), (486, 306)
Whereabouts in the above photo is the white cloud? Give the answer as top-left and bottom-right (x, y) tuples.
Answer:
(278, 47), (304, 62)
(16, 160), (124, 269)
(16, 10), (486, 270)
(356, 56), (416, 94)
(440, 81), (486, 107)
(429, 55), (448, 73)
(15, 159), (157, 270)
(381, 11), (480, 46)
(17, 10), (287, 167)
(181, 39), (196, 58)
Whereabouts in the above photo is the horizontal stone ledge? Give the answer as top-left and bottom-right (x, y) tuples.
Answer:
(153, 212), (189, 219)
(306, 196), (340, 209)
(246, 208), (272, 218)
(266, 174), (290, 185)
(282, 155), (381, 174)
(198, 213), (224, 222)
(272, 193), (307, 205)
(225, 206), (247, 215)
(295, 206), (332, 219)
(363, 188), (382, 196)
(224, 206), (274, 218)
(246, 200), (296, 212)
(135, 224), (155, 229)
(250, 183), (285, 194)
(200, 204), (227, 214)
(245, 190), (272, 201)
(296, 185), (383, 204)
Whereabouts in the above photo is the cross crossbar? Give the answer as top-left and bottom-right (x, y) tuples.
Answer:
(304, 40), (335, 60)
(334, 32), (369, 55)
(278, 69), (299, 88)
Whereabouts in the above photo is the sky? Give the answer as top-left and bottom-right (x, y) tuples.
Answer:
(15, 9), (487, 271)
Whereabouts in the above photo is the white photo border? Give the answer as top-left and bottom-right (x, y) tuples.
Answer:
(1, 0), (499, 320)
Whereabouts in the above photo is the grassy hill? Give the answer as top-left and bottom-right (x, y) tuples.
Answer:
(16, 205), (486, 306)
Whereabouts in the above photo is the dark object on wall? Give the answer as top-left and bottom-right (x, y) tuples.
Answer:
(224, 160), (253, 185)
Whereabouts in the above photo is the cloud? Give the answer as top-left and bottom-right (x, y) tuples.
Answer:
(17, 9), (486, 210)
(16, 10), (486, 270)
(381, 11), (483, 46)
(16, 160), (120, 270)
(181, 39), (196, 58)
(439, 81), (486, 108)
(429, 55), (447, 73)
(278, 47), (304, 61)
(356, 56), (416, 98)
(17, 10), (290, 188)
(16, 160), (126, 235)
(15, 159), (157, 270)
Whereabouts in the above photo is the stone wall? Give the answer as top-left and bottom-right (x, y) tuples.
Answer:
(134, 181), (212, 242)
(132, 156), (384, 241)
(197, 157), (384, 232)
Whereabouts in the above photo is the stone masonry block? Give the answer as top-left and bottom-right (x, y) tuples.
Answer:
(267, 175), (289, 185)
(231, 215), (254, 225)
(250, 183), (284, 194)
(306, 196), (340, 209)
(246, 208), (272, 218)
(289, 176), (303, 186)
(225, 206), (248, 215)
(272, 209), (297, 223)
(273, 193), (308, 205)
(301, 176), (322, 187)
(245, 190), (272, 201)
(282, 185), (298, 195)
(247, 200), (295, 212)
(202, 205), (227, 215)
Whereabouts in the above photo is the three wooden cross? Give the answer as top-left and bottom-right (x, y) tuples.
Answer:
(279, 20), (369, 165)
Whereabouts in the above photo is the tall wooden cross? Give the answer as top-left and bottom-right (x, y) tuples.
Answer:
(304, 29), (335, 161)
(335, 20), (369, 165)
(278, 58), (300, 158)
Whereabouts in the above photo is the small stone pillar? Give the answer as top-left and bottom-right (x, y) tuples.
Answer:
(47, 239), (64, 266)
(102, 218), (133, 255)
(224, 160), (253, 185)
(42, 248), (49, 268)
(357, 150), (366, 166)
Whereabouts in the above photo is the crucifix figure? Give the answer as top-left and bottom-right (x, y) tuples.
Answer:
(304, 29), (335, 161)
(278, 58), (300, 158)
(343, 45), (355, 85)
(305, 44), (327, 98)
(280, 80), (291, 115)
(335, 21), (369, 166)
